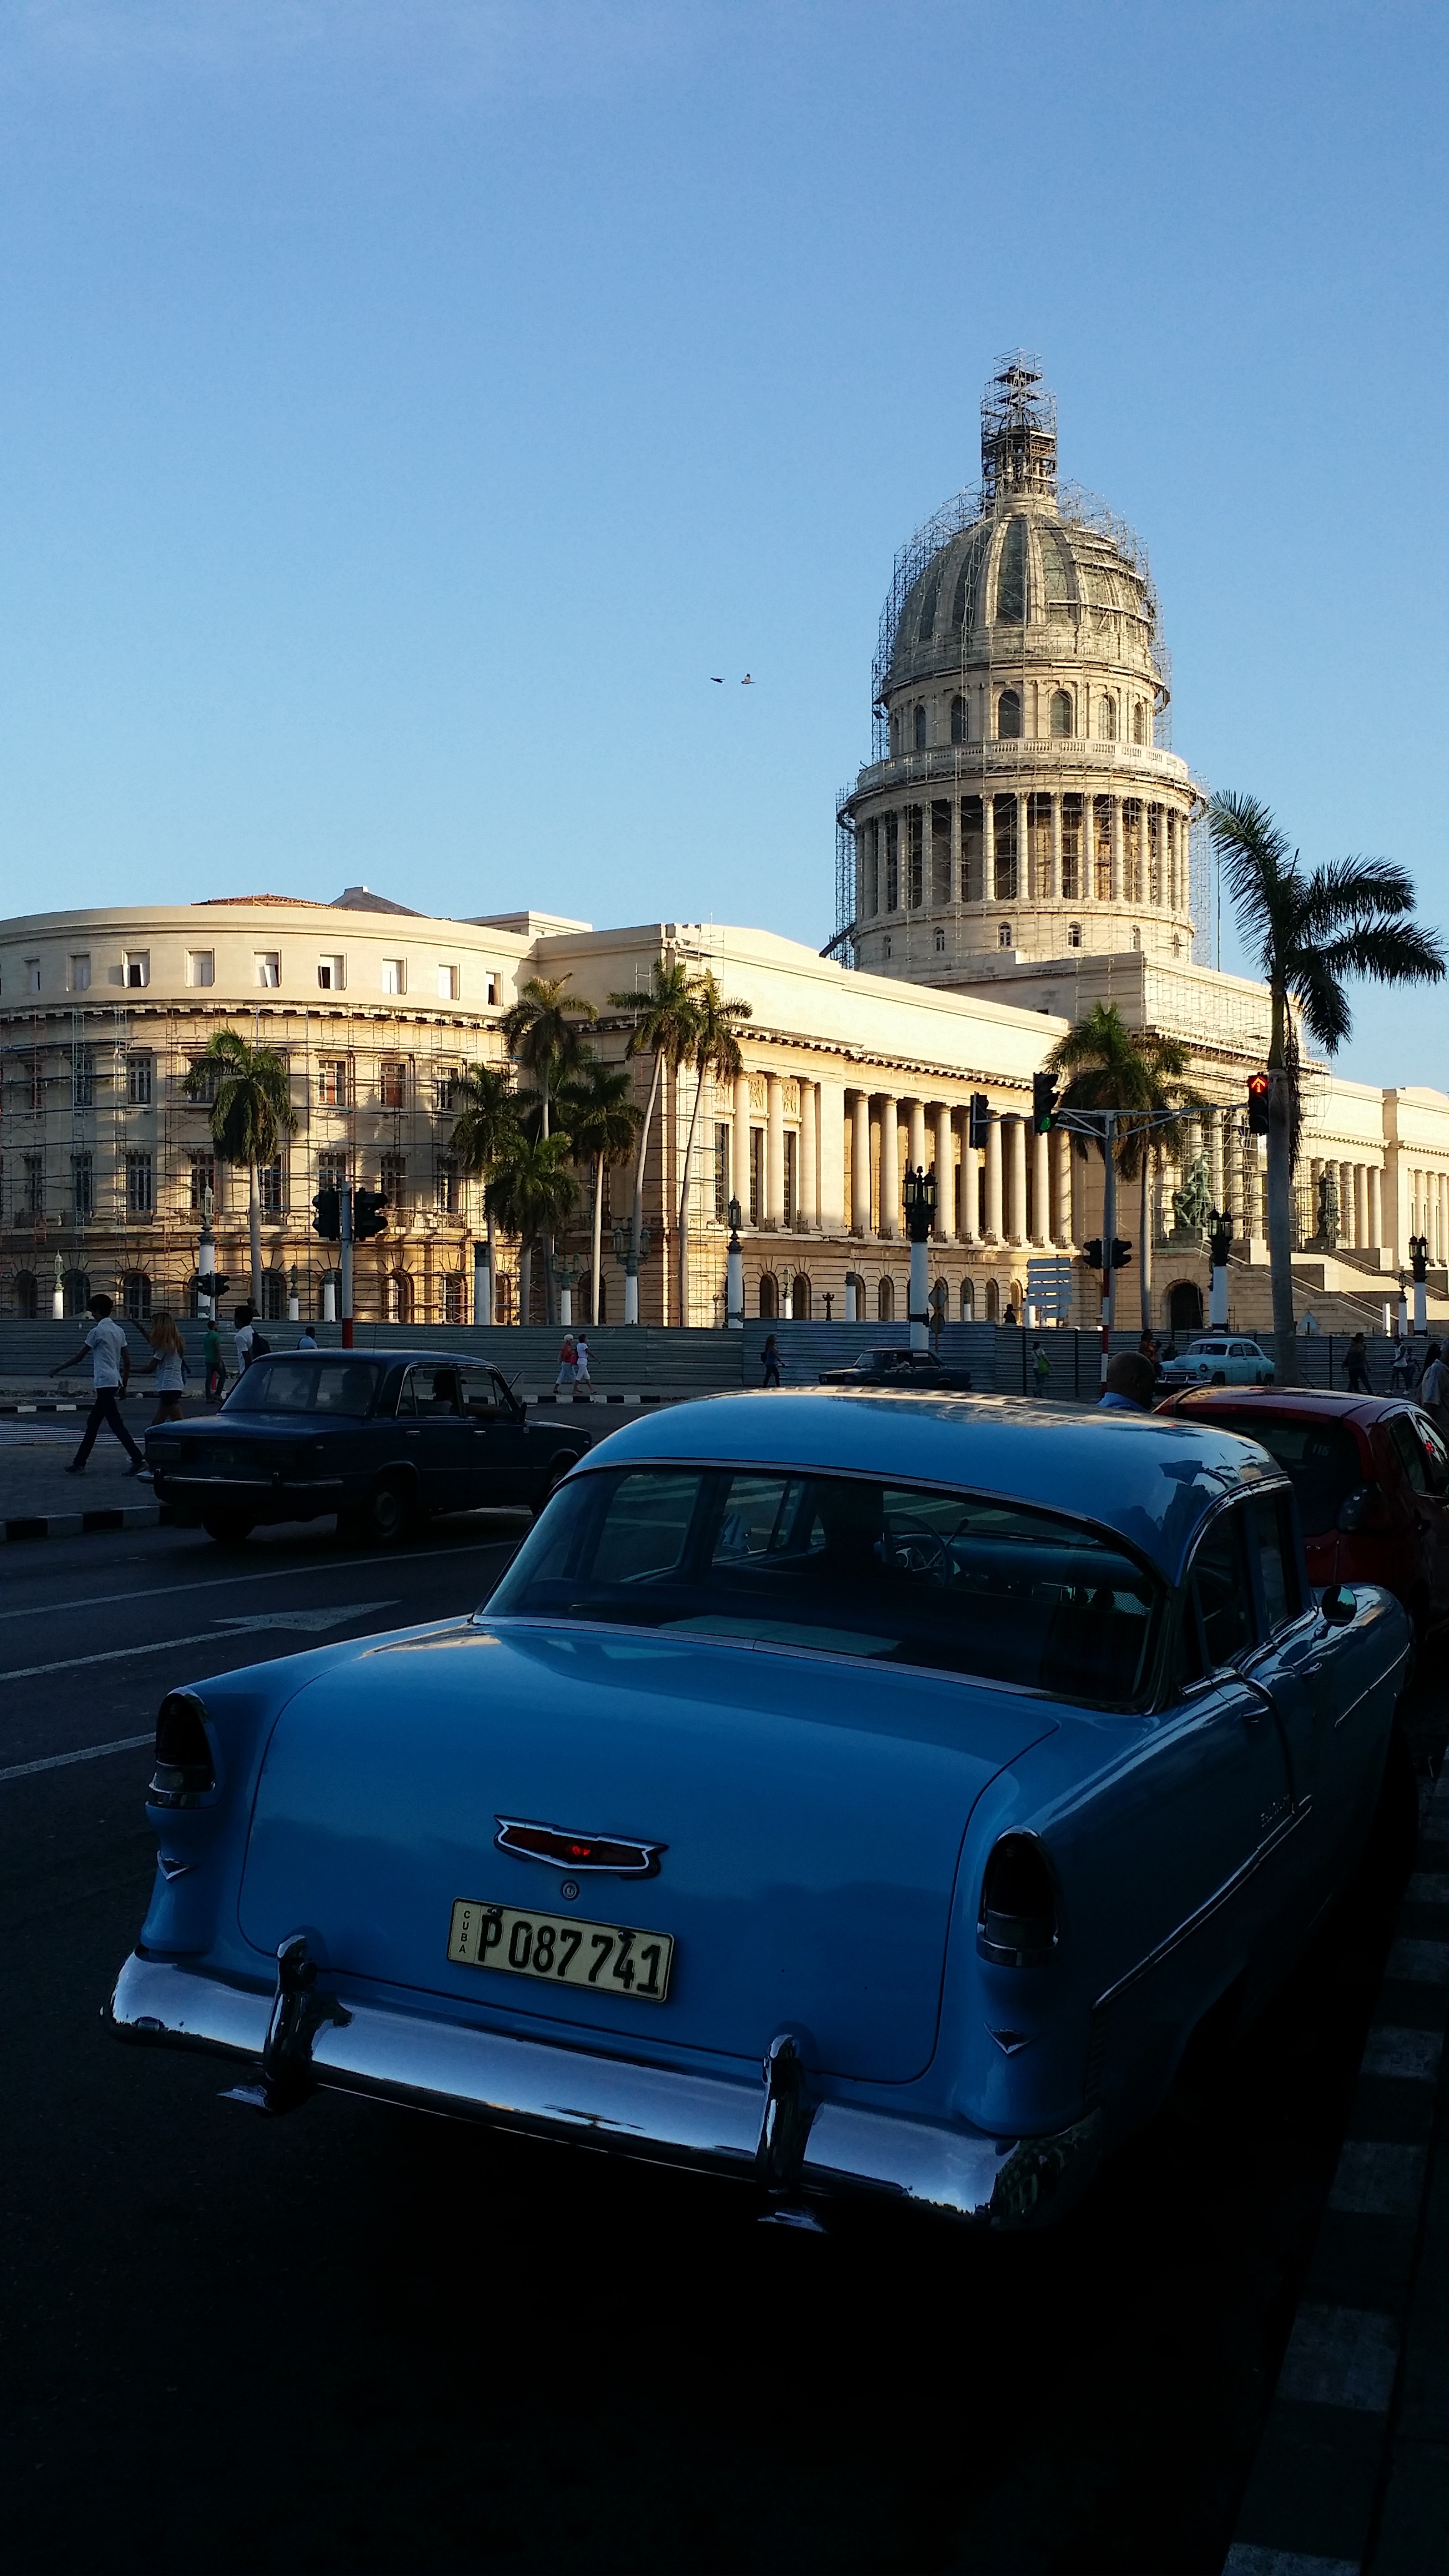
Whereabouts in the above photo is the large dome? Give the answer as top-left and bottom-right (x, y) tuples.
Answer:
(882, 495), (1163, 702)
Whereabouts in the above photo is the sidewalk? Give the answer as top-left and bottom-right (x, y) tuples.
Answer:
(0, 1415), (165, 1538)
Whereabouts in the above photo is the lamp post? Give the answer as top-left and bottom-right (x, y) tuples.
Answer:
(1207, 1208), (1234, 1330)
(1409, 1234), (1430, 1338)
(198, 1184), (217, 1322)
(612, 1216), (652, 1329)
(473, 1233), (494, 1329)
(724, 1198), (744, 1330)
(287, 1263), (300, 1324)
(551, 1251), (583, 1329)
(902, 1164), (937, 1355)
(1398, 1272), (1410, 1342)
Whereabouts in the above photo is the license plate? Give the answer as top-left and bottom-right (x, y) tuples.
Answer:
(447, 1898), (674, 2003)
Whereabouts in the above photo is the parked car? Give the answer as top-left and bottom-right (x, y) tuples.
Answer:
(145, 1349), (593, 1544)
(1155, 1385), (1449, 1641)
(1158, 1335), (1275, 1389)
(114, 1392), (1410, 2232)
(818, 1347), (974, 1392)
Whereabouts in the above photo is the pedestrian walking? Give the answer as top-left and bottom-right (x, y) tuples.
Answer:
(1390, 1335), (1414, 1394)
(233, 1303), (256, 1372)
(555, 1332), (578, 1393)
(203, 1317), (227, 1403)
(1002, 1299), (1018, 1328)
(51, 1295), (147, 1475)
(1418, 1342), (1448, 1434)
(573, 1330), (592, 1398)
(135, 1310), (188, 1425)
(1138, 1330), (1159, 1372)
(1031, 1339), (1051, 1398)
(1344, 1330), (1373, 1394)
(761, 1333), (781, 1389)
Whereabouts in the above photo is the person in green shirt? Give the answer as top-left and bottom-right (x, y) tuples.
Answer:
(203, 1320), (226, 1404)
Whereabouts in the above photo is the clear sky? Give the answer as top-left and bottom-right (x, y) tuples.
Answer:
(0, 1), (1444, 1086)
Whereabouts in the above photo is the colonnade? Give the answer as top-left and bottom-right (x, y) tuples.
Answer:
(1305, 1156), (1387, 1253)
(842, 1092), (1074, 1247)
(857, 789), (1191, 918)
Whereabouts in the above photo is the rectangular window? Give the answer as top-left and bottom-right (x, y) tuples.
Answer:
(485, 974), (499, 1006)
(437, 963), (459, 1000)
(865, 818), (879, 917)
(714, 1123), (729, 1221)
(748, 1128), (763, 1228)
(186, 950), (214, 988)
(125, 1151), (154, 1217)
(906, 806), (924, 909)
(71, 1153), (93, 1220)
(255, 952), (281, 990)
(317, 955), (345, 992)
(316, 1058), (349, 1106)
(187, 1056), (220, 1106)
(72, 1047), (95, 1110)
(434, 1068), (461, 1114)
(123, 952), (149, 990)
(960, 798), (983, 904)
(381, 958), (404, 995)
(24, 957), (41, 993)
(1028, 793), (1053, 895)
(783, 1131), (796, 1229)
(992, 796), (1019, 903)
(436, 1158), (459, 1213)
(258, 1157), (285, 1216)
(1095, 801), (1113, 902)
(884, 813), (900, 912)
(126, 1052), (154, 1107)
(189, 1151), (216, 1212)
(318, 1151), (349, 1196)
(22, 1151), (44, 1214)
(1060, 794), (1082, 901)
(69, 953), (91, 992)
(930, 801), (952, 904)
(380, 1151), (407, 1214)
(379, 1058), (408, 1110)
(22, 1050), (44, 1111)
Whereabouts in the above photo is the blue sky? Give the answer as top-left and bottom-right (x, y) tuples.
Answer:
(0, 1), (1444, 1085)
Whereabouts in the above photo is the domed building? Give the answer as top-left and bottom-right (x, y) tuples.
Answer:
(841, 358), (1202, 985)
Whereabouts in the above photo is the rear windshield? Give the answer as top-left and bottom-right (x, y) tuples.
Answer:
(484, 1465), (1163, 1705)
(1210, 1413), (1362, 1534)
(223, 1359), (383, 1417)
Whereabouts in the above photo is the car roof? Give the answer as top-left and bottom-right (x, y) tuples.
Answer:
(259, 1347), (492, 1368)
(578, 1389), (1286, 1586)
(1159, 1385), (1402, 1426)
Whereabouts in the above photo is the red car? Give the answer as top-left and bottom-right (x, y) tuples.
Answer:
(1155, 1386), (1449, 1641)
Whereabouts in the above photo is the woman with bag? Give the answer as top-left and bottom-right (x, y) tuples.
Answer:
(136, 1310), (188, 1426)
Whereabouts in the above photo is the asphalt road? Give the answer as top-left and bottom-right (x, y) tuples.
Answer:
(0, 1513), (1433, 2575)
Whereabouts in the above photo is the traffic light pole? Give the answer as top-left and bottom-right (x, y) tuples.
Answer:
(1100, 1110), (1117, 1383)
(340, 1186), (354, 1350)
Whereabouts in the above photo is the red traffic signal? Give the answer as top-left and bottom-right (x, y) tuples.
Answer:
(1247, 1073), (1271, 1136)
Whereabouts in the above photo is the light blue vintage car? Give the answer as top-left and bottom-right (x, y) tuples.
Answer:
(112, 1393), (1410, 2229)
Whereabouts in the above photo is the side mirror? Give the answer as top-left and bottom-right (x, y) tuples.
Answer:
(1319, 1582), (1357, 1628)
(1338, 1483), (1391, 1534)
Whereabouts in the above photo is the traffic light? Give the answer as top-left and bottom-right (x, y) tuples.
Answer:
(353, 1188), (389, 1241)
(1032, 1072), (1058, 1134)
(1110, 1238), (1133, 1270)
(312, 1187), (341, 1241)
(1410, 1234), (1430, 1283)
(1247, 1073), (1271, 1136)
(968, 1093), (991, 1150)
(1081, 1238), (1103, 1269)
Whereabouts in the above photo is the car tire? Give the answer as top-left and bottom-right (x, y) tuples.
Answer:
(342, 1474), (414, 1548)
(201, 1510), (255, 1544)
(531, 1454), (580, 1521)
(1211, 1371), (1227, 1385)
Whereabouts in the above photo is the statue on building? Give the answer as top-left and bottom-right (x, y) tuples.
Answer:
(1317, 1167), (1339, 1251)
(1170, 1156), (1213, 1241)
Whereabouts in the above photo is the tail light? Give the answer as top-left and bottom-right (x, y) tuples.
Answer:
(1338, 1482), (1392, 1533)
(977, 1834), (1059, 1966)
(149, 1690), (215, 1808)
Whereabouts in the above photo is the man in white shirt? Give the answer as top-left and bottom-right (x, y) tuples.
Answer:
(233, 1303), (256, 1372)
(52, 1295), (147, 1474)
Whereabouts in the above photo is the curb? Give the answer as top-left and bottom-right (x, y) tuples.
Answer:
(1, 1503), (166, 1545)
(1224, 1771), (1449, 2575)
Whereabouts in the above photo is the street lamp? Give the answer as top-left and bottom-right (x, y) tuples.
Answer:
(724, 1196), (744, 1332)
(551, 1249), (583, 1329)
(287, 1263), (300, 1324)
(1207, 1208), (1234, 1328)
(611, 1216), (653, 1328)
(1409, 1235), (1430, 1337)
(902, 1164), (937, 1354)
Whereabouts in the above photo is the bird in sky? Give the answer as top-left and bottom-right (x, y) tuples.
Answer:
(710, 675), (723, 683)
(741, 673), (753, 685)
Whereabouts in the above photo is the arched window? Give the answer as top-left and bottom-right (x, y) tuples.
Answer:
(995, 516), (1027, 623)
(890, 711), (901, 756)
(1169, 1281), (1204, 1335)
(934, 927), (945, 952)
(914, 704), (927, 751)
(12, 1270), (37, 1320)
(1131, 925), (1142, 951)
(261, 1269), (287, 1321)
(997, 688), (1022, 740)
(998, 922), (1013, 949)
(959, 1278), (975, 1320)
(1096, 695), (1118, 741)
(877, 1277), (895, 1322)
(985, 1279), (1000, 1322)
(1067, 922), (1083, 950)
(386, 1270), (414, 1324)
(63, 1269), (91, 1317)
(443, 1273), (466, 1324)
(1050, 688), (1073, 737)
(495, 1274), (513, 1325)
(882, 935), (892, 960)
(123, 1272), (152, 1324)
(791, 1274), (812, 1320)
(758, 1272), (778, 1320)
(1132, 701), (1147, 745)
(950, 693), (967, 744)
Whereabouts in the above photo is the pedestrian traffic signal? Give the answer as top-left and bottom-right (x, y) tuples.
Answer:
(1081, 1238), (1103, 1269)
(312, 1187), (341, 1241)
(353, 1188), (389, 1241)
(1110, 1238), (1133, 1270)
(1032, 1072), (1058, 1134)
(1247, 1073), (1271, 1135)
(968, 1093), (991, 1151)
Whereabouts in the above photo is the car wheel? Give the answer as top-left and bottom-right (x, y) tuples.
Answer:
(531, 1454), (580, 1521)
(1211, 1371), (1227, 1385)
(344, 1474), (414, 1547)
(201, 1510), (255, 1544)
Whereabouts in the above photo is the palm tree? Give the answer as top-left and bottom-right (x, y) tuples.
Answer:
(1045, 1003), (1203, 1335)
(449, 1061), (519, 1325)
(675, 972), (753, 1327)
(184, 1029), (298, 1307)
(607, 959), (703, 1324)
(1209, 793), (1445, 1380)
(500, 977), (597, 1323)
(485, 1132), (577, 1330)
(557, 1060), (644, 1327)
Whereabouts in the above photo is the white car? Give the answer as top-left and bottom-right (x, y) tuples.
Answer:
(1160, 1336), (1275, 1389)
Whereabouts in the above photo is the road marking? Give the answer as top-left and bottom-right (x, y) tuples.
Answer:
(1274, 2303), (1400, 2412)
(0, 1535), (515, 1624)
(0, 1601), (402, 1682)
(0, 1732), (152, 1783)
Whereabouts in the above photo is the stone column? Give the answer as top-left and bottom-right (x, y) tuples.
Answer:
(1031, 1123), (1050, 1247)
(817, 1077), (846, 1233)
(733, 1071), (751, 1207)
(985, 1115), (1003, 1243)
(1081, 793), (1095, 903)
(1008, 1116), (1028, 1247)
(1354, 1163), (1368, 1251)
(960, 1133), (978, 1243)
(879, 1096), (899, 1239)
(1048, 792), (1061, 906)
(1110, 797), (1125, 904)
(1017, 791), (1028, 902)
(982, 796), (995, 900)
(950, 794), (961, 899)
(1339, 1161), (1354, 1248)
(934, 1103), (954, 1241)
(765, 1075), (784, 1229)
(1209, 1106), (1226, 1214)
(907, 1098), (927, 1184)
(1309, 1158), (1322, 1237)
(1367, 1163), (1382, 1251)
(850, 1091), (871, 1237)
(801, 1082), (819, 1231)
(1052, 1128), (1073, 1244)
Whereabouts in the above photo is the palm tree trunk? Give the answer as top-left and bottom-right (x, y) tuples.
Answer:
(592, 1153), (605, 1327)
(519, 1239), (532, 1330)
(1267, 1080), (1299, 1383)
(628, 1053), (664, 1324)
(540, 1077), (555, 1328)
(677, 1057), (707, 1331)
(484, 1203), (498, 1327)
(249, 1166), (261, 1309)
(1139, 1152), (1153, 1335)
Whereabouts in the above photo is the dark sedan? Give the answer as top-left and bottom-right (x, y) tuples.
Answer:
(817, 1347), (974, 1393)
(146, 1350), (595, 1544)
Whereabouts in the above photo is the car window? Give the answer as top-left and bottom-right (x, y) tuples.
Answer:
(1210, 1413), (1363, 1537)
(487, 1466), (1164, 1705)
(1415, 1414), (1449, 1495)
(1189, 1506), (1255, 1669)
(1387, 1413), (1430, 1496)
(399, 1364), (463, 1419)
(456, 1365), (505, 1422)
(1251, 1491), (1301, 1632)
(1228, 1344), (1247, 1359)
(224, 1359), (381, 1417)
(1193, 1342), (1226, 1357)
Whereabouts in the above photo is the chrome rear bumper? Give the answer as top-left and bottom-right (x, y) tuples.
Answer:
(110, 1950), (1101, 2229)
